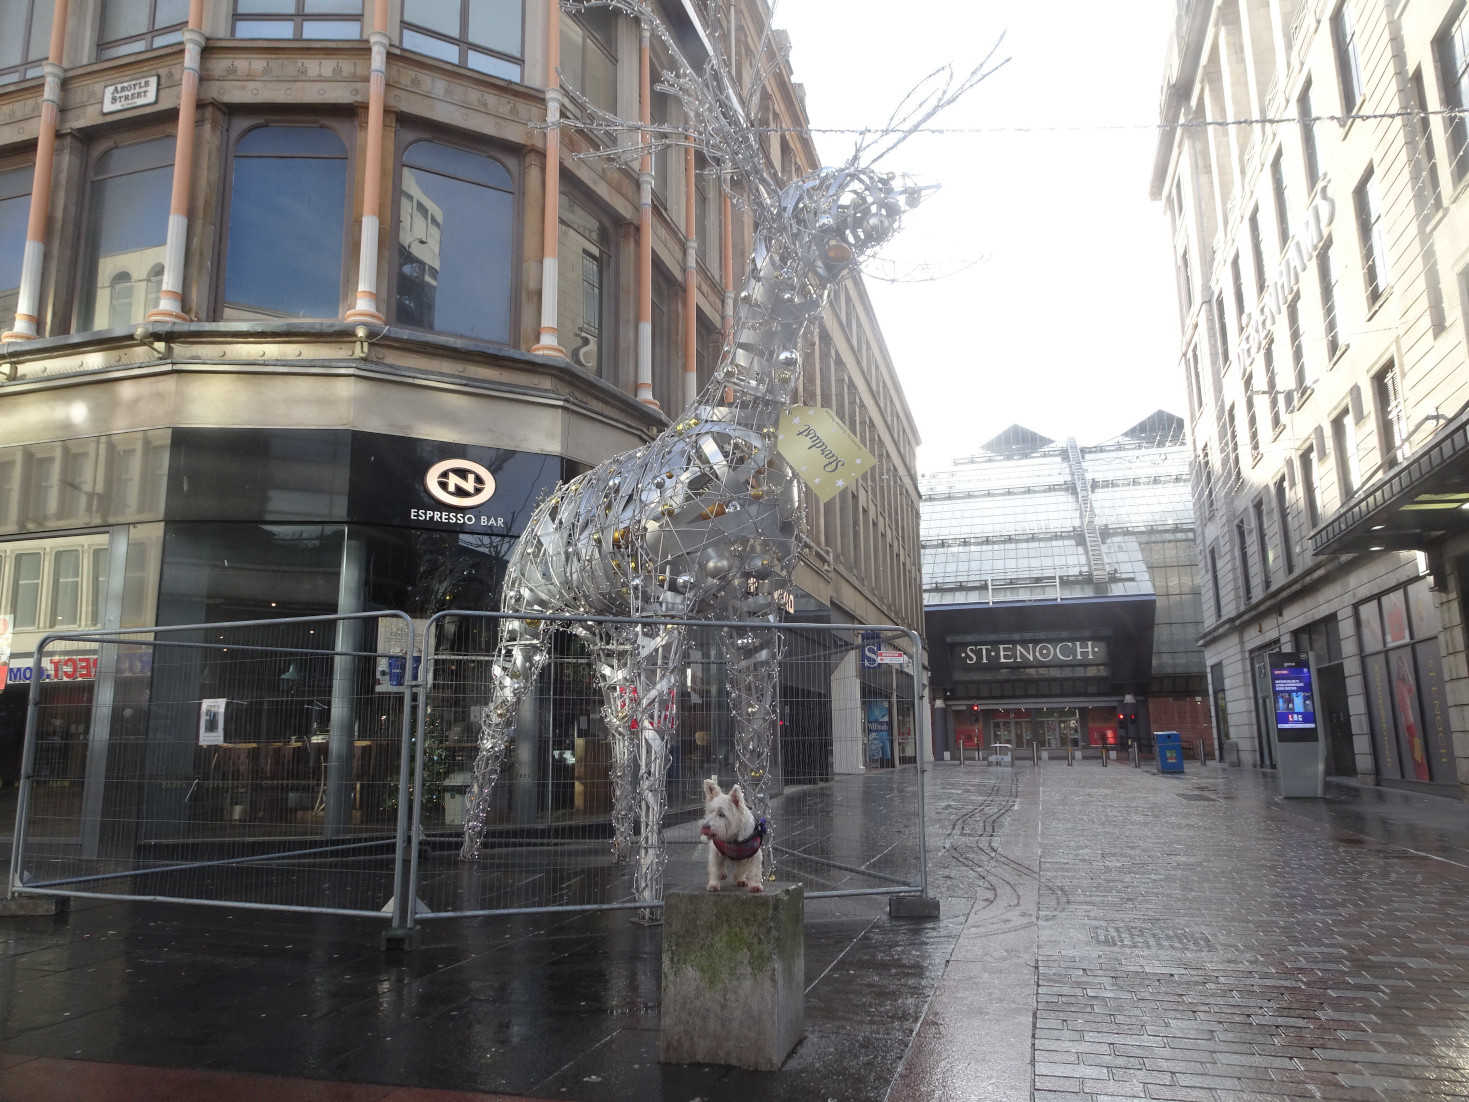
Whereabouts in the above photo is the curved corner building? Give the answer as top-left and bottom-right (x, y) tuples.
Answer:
(0, 2), (923, 792)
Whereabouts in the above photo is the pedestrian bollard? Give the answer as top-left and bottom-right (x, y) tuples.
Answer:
(1196, 738), (1206, 764)
(1032, 744), (1039, 766)
(1101, 745), (1108, 767)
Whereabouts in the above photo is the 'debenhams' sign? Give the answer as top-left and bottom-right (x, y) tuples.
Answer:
(952, 639), (1108, 669)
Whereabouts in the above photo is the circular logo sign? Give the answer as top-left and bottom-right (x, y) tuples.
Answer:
(425, 458), (496, 508)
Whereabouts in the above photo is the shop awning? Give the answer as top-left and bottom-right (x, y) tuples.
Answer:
(1311, 403), (1469, 556)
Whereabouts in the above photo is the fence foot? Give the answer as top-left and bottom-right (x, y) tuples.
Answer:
(382, 926), (422, 953)
(0, 893), (67, 918)
(888, 894), (940, 920)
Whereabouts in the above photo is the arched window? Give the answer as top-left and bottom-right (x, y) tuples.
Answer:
(394, 140), (514, 343)
(79, 136), (174, 333)
(223, 125), (349, 320)
(107, 271), (135, 329)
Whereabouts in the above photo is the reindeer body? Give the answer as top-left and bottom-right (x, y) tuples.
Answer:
(457, 169), (912, 902)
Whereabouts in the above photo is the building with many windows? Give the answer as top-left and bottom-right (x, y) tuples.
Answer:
(921, 413), (1213, 761)
(0, 2), (923, 795)
(1152, 0), (1469, 792)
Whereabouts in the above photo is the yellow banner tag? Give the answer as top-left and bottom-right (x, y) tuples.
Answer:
(776, 406), (875, 503)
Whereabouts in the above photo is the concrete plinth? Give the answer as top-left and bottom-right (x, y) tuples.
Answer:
(658, 883), (804, 1070)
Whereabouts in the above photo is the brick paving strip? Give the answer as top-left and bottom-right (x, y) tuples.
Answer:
(1033, 765), (1469, 1102)
(888, 762), (1469, 1102)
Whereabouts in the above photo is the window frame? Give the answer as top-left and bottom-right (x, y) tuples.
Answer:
(0, 1), (50, 87)
(400, 0), (524, 82)
(1253, 497), (1272, 591)
(1300, 444), (1321, 529)
(1331, 407), (1360, 502)
(72, 128), (178, 336)
(1373, 360), (1407, 470)
(1298, 79), (1320, 192)
(1331, 1), (1364, 113)
(386, 123), (521, 346)
(96, 0), (189, 59)
(212, 117), (357, 323)
(1275, 476), (1295, 575)
(1236, 519), (1253, 605)
(1353, 164), (1389, 307)
(230, 1), (364, 41)
(1436, 3), (1469, 184)
(557, 183), (617, 377)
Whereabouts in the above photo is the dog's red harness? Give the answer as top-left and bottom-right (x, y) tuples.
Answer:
(711, 817), (766, 862)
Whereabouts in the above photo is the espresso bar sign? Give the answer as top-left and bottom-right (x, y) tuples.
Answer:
(102, 75), (160, 114)
(954, 639), (1107, 668)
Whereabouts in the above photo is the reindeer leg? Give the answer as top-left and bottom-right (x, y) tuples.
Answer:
(632, 622), (685, 913)
(459, 619), (549, 861)
(591, 626), (639, 863)
(720, 621), (780, 881)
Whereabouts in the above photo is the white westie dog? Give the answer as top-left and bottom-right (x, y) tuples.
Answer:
(699, 776), (765, 893)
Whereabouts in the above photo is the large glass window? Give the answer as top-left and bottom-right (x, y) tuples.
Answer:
(0, 1), (50, 86)
(558, 191), (613, 376)
(232, 0), (362, 40)
(560, 5), (617, 114)
(1374, 360), (1407, 470)
(98, 0), (189, 58)
(223, 125), (349, 320)
(0, 165), (30, 325)
(1358, 580), (1454, 783)
(402, 0), (522, 82)
(79, 136), (174, 333)
(395, 140), (514, 343)
(1318, 241), (1340, 360)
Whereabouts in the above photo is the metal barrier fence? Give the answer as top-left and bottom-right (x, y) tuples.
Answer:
(9, 613), (416, 921)
(408, 611), (929, 921)
(10, 611), (931, 931)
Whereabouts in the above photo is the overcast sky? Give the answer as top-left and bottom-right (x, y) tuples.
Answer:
(774, 0), (1181, 471)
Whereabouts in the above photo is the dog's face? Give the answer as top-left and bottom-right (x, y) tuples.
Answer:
(700, 777), (753, 844)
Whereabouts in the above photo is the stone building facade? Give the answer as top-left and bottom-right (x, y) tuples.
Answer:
(0, 1), (922, 789)
(1152, 0), (1469, 793)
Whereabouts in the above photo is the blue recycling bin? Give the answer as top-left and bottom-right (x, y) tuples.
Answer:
(1154, 730), (1184, 774)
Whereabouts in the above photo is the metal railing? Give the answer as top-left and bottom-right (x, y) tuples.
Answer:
(407, 611), (931, 922)
(9, 613), (416, 922)
(10, 610), (934, 934)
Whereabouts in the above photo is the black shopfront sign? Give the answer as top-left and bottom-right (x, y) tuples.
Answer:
(951, 638), (1108, 669)
(166, 428), (567, 535)
(347, 432), (564, 535)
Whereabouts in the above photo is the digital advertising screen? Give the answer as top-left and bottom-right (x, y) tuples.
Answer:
(1270, 656), (1317, 736)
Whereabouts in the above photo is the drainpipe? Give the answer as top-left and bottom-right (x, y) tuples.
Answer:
(636, 20), (655, 406)
(148, 0), (206, 322)
(2, 0), (70, 343)
(345, 0), (390, 324)
(530, 0), (566, 357)
(683, 136), (697, 408)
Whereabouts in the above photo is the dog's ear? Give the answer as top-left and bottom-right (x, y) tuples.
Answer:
(703, 777), (721, 801)
(729, 784), (744, 808)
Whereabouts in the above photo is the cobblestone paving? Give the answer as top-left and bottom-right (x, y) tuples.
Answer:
(1031, 764), (1469, 1102)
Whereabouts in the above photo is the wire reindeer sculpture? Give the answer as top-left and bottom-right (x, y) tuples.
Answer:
(458, 0), (1004, 909)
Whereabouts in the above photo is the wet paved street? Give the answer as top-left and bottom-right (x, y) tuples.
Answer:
(5, 759), (1469, 1100)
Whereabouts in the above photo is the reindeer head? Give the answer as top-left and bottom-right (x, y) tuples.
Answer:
(778, 168), (927, 288)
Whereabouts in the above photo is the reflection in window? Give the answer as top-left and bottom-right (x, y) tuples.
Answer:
(0, 1), (50, 86)
(402, 0), (523, 81)
(99, 0), (189, 58)
(558, 192), (611, 375)
(560, 6), (617, 113)
(232, 0), (362, 40)
(80, 137), (174, 332)
(224, 125), (349, 320)
(11, 552), (41, 628)
(91, 546), (111, 627)
(51, 549), (81, 625)
(395, 140), (513, 342)
(0, 165), (30, 325)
